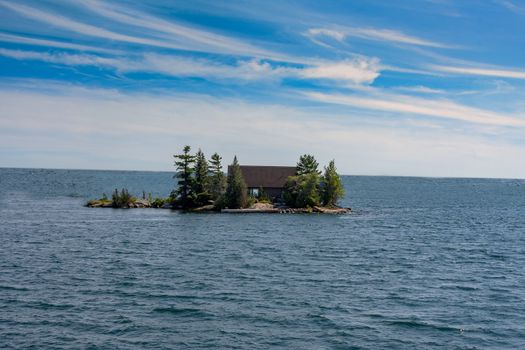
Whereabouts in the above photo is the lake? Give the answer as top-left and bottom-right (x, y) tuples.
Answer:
(1, 168), (524, 349)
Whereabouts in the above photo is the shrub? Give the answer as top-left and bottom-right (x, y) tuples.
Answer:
(283, 173), (321, 208)
(151, 197), (168, 208)
(112, 188), (134, 208)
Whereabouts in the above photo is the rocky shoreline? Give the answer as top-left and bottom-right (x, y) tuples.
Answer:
(86, 200), (351, 214)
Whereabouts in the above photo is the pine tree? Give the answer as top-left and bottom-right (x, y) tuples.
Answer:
(193, 149), (210, 205)
(296, 154), (321, 175)
(209, 152), (226, 200)
(224, 156), (248, 209)
(173, 145), (196, 208)
(321, 160), (345, 207)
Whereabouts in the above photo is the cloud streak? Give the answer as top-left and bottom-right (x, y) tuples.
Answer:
(0, 32), (119, 54)
(431, 64), (525, 80)
(0, 48), (382, 85)
(306, 91), (525, 128)
(0, 1), (286, 61)
(307, 26), (454, 48)
(1, 83), (524, 177)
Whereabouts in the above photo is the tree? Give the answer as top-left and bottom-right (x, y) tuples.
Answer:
(296, 154), (321, 175)
(173, 145), (196, 208)
(321, 160), (344, 207)
(223, 156), (248, 209)
(283, 173), (321, 208)
(209, 152), (226, 200)
(193, 149), (211, 205)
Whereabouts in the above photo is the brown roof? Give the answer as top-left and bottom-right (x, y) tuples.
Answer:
(228, 165), (296, 188)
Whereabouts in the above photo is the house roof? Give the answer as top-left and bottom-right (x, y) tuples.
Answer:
(228, 165), (296, 188)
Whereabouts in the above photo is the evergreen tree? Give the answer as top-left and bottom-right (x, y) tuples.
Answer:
(173, 145), (196, 208)
(296, 154), (321, 175)
(193, 148), (211, 205)
(321, 160), (345, 207)
(223, 156), (248, 209)
(209, 152), (226, 200)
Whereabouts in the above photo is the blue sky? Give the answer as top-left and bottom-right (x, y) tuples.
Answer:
(1, 0), (525, 177)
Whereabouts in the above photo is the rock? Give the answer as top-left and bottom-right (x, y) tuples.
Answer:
(192, 204), (216, 212)
(86, 200), (112, 208)
(250, 202), (275, 210)
(222, 208), (279, 213)
(161, 202), (173, 209)
(132, 199), (151, 208)
(313, 206), (351, 214)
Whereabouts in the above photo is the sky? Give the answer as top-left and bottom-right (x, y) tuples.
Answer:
(1, 0), (525, 178)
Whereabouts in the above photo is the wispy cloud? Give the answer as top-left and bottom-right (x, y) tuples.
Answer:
(0, 48), (381, 85)
(394, 86), (447, 94)
(307, 26), (454, 48)
(0, 48), (118, 66)
(0, 0), (295, 62)
(306, 91), (525, 128)
(301, 58), (380, 84)
(0, 32), (119, 54)
(497, 0), (525, 15)
(0, 1), (169, 48)
(431, 64), (525, 79)
(1, 82), (524, 177)
(80, 0), (274, 58)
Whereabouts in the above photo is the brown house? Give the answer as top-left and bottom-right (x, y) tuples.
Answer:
(228, 165), (296, 200)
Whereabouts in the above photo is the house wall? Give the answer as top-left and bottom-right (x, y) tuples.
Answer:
(249, 187), (285, 200)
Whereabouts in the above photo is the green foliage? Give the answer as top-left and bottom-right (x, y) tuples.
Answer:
(112, 188), (134, 208)
(296, 154), (321, 176)
(223, 156), (248, 209)
(173, 145), (197, 208)
(247, 195), (257, 208)
(256, 186), (270, 203)
(193, 148), (211, 206)
(209, 152), (226, 200)
(151, 197), (169, 208)
(283, 173), (321, 208)
(321, 160), (345, 207)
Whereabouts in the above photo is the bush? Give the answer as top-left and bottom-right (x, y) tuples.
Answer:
(283, 173), (321, 208)
(112, 188), (134, 208)
(151, 197), (168, 208)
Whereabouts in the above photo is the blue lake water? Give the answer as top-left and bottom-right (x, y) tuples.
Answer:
(1, 168), (524, 349)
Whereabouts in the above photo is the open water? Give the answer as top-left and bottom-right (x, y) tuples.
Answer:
(1, 168), (524, 349)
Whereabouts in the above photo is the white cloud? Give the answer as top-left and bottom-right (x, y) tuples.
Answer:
(0, 48), (118, 66)
(80, 0), (274, 58)
(301, 58), (380, 84)
(306, 91), (525, 127)
(0, 33), (119, 54)
(431, 64), (525, 79)
(0, 1), (282, 60)
(0, 1), (172, 48)
(307, 28), (346, 42)
(1, 83), (524, 178)
(498, 0), (525, 15)
(394, 86), (447, 94)
(0, 48), (381, 85)
(307, 26), (453, 48)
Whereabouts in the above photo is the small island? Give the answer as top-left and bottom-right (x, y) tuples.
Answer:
(87, 146), (350, 214)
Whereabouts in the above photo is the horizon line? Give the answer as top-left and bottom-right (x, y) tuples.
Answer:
(1, 166), (523, 181)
